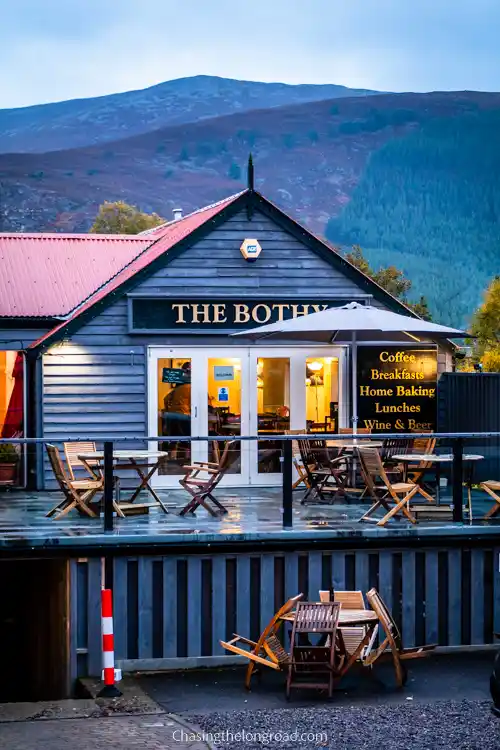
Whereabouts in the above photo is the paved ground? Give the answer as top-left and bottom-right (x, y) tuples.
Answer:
(0, 714), (211, 750)
(138, 652), (494, 714)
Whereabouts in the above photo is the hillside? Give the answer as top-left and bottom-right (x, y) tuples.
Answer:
(0, 89), (499, 325)
(0, 75), (377, 153)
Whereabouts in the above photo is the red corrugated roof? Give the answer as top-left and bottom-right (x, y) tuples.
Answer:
(0, 233), (151, 317)
(30, 190), (246, 348)
(0, 191), (245, 321)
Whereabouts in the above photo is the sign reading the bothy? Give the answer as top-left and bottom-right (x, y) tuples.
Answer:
(357, 347), (438, 432)
(132, 299), (345, 330)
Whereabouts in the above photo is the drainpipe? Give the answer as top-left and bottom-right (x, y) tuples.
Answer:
(25, 350), (40, 491)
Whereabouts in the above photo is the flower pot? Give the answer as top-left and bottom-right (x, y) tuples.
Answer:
(0, 462), (17, 483)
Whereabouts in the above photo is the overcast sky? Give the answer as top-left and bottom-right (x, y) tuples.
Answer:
(1, 0), (499, 108)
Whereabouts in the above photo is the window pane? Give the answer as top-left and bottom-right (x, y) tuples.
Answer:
(208, 357), (241, 474)
(158, 357), (192, 474)
(306, 357), (339, 433)
(257, 357), (290, 473)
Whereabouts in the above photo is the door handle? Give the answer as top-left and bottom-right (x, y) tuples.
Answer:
(194, 406), (198, 418)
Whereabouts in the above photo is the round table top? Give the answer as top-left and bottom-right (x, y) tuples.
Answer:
(327, 440), (384, 450)
(392, 453), (484, 463)
(281, 608), (379, 626)
(78, 450), (168, 460)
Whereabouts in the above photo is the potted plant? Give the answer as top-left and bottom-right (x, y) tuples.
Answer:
(0, 443), (18, 484)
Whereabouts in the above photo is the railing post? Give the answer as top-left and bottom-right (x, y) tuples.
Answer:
(282, 438), (293, 529)
(103, 441), (114, 532)
(452, 437), (464, 523)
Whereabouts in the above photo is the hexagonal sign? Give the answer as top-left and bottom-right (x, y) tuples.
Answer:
(240, 238), (262, 262)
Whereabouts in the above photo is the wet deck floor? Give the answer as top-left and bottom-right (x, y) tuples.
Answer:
(0, 485), (498, 549)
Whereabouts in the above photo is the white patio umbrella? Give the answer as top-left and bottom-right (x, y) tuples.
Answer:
(232, 302), (470, 433)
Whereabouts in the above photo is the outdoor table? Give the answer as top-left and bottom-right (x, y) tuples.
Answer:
(281, 607), (379, 677)
(327, 439), (384, 488)
(78, 450), (169, 513)
(392, 453), (484, 506)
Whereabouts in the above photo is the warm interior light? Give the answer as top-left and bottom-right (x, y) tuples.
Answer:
(324, 357), (334, 364)
(308, 360), (323, 372)
(257, 360), (264, 375)
(257, 376), (264, 388)
(305, 377), (312, 386)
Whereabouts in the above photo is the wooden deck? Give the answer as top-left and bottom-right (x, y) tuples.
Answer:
(0, 485), (498, 552)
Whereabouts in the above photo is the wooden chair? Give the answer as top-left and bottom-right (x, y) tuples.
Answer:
(48, 444), (152, 519)
(286, 601), (342, 699)
(220, 593), (303, 689)
(480, 480), (500, 519)
(285, 429), (312, 491)
(334, 590), (376, 659)
(406, 436), (437, 495)
(179, 440), (234, 516)
(64, 441), (122, 500)
(364, 588), (436, 687)
(358, 447), (421, 526)
(46, 444), (101, 519)
(297, 439), (348, 504)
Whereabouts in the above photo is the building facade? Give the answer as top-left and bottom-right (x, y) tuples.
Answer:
(0, 188), (450, 489)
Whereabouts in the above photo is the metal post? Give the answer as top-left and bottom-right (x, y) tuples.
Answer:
(282, 439), (293, 529)
(452, 437), (464, 523)
(103, 441), (114, 532)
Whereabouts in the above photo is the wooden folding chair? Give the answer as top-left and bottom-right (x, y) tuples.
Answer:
(179, 440), (234, 516)
(46, 444), (101, 519)
(64, 441), (122, 499)
(334, 590), (376, 660)
(220, 593), (303, 689)
(286, 601), (342, 699)
(358, 447), (421, 526)
(406, 436), (437, 497)
(298, 439), (348, 504)
(480, 480), (500, 519)
(364, 588), (436, 687)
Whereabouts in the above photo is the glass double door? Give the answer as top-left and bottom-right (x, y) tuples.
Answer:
(150, 347), (343, 487)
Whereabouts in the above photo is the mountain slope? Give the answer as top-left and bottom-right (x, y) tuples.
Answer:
(0, 89), (499, 325)
(0, 75), (378, 153)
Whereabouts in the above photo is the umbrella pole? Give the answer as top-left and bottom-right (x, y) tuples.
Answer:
(351, 331), (358, 435)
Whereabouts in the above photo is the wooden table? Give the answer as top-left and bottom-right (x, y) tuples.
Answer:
(393, 453), (484, 506)
(78, 450), (169, 513)
(281, 608), (379, 677)
(327, 440), (384, 488)
(327, 440), (384, 450)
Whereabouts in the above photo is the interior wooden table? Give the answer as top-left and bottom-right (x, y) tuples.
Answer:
(78, 450), (169, 513)
(281, 607), (379, 677)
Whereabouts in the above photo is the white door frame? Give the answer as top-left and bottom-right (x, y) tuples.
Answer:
(148, 344), (348, 488)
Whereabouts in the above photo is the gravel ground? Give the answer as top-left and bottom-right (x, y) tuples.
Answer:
(192, 700), (500, 750)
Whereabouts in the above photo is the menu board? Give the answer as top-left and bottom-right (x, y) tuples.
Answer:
(162, 368), (191, 385)
(357, 347), (437, 432)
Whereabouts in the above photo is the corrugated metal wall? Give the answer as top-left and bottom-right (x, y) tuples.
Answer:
(73, 544), (500, 676)
(438, 372), (500, 481)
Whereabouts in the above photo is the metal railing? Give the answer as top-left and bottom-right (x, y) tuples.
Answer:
(1, 432), (500, 533)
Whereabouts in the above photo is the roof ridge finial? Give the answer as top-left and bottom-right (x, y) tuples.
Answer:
(247, 153), (254, 191)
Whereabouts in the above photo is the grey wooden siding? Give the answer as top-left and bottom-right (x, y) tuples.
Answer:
(40, 206), (389, 485)
(73, 544), (500, 675)
(0, 328), (49, 350)
(42, 346), (147, 487)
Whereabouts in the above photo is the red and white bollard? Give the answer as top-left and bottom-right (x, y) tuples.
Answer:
(98, 588), (122, 698)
